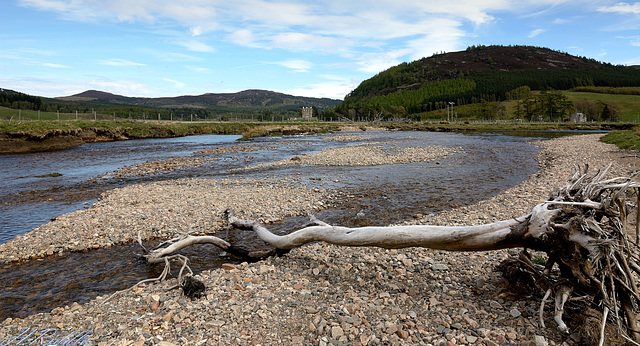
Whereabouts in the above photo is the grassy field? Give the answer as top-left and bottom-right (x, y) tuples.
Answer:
(412, 89), (640, 123)
(561, 91), (640, 122)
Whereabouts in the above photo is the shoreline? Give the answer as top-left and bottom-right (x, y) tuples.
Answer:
(0, 133), (637, 345)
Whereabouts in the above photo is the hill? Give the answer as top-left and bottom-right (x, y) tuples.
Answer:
(338, 45), (640, 118)
(58, 90), (127, 101)
(58, 89), (340, 112)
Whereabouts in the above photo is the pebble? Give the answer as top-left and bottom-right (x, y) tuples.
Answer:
(510, 308), (522, 318)
(0, 133), (634, 345)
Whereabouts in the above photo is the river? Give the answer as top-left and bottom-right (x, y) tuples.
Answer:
(0, 130), (545, 320)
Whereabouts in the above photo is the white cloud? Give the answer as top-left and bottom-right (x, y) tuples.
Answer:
(528, 29), (546, 38)
(276, 59), (312, 72)
(140, 49), (203, 62)
(0, 75), (156, 98)
(42, 62), (69, 68)
(99, 59), (146, 66)
(16, 0), (610, 99)
(285, 75), (359, 99)
(229, 29), (257, 46)
(269, 33), (353, 53)
(17, 0), (575, 57)
(163, 78), (186, 88)
(356, 49), (413, 74)
(598, 2), (640, 14)
(185, 66), (211, 73)
(173, 39), (215, 52)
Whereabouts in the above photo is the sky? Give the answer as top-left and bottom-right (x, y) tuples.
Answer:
(1, 1), (639, 100)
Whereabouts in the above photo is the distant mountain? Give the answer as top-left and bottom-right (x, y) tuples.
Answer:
(58, 89), (341, 111)
(58, 90), (127, 101)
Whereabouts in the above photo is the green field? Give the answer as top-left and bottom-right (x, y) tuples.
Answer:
(561, 91), (640, 122)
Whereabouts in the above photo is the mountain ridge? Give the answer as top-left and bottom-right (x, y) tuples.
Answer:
(58, 89), (341, 110)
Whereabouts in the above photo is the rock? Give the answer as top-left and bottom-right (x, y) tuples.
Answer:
(397, 329), (409, 339)
(489, 300), (503, 309)
(385, 325), (398, 334)
(533, 335), (550, 346)
(437, 325), (452, 335)
(331, 326), (344, 339)
(432, 263), (449, 270)
(510, 308), (522, 317)
(162, 311), (174, 322)
(223, 263), (236, 271)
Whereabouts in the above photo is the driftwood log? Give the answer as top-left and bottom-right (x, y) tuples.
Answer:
(142, 166), (640, 345)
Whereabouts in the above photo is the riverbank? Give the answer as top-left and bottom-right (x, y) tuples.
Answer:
(0, 121), (347, 154)
(0, 134), (636, 345)
(0, 119), (629, 154)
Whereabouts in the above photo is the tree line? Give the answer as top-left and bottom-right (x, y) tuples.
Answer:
(0, 89), (42, 110)
(337, 66), (640, 121)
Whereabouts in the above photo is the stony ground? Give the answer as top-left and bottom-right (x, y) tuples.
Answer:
(0, 133), (636, 346)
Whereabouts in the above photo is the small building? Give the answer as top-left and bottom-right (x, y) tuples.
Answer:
(301, 106), (314, 120)
(569, 112), (587, 123)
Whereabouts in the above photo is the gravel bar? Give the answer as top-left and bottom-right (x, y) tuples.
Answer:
(0, 133), (636, 346)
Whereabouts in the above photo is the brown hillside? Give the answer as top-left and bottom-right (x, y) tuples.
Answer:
(58, 90), (126, 101)
(423, 45), (605, 80)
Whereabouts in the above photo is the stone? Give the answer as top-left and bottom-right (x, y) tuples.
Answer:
(222, 263), (237, 271)
(533, 335), (550, 346)
(162, 311), (174, 322)
(397, 329), (409, 339)
(489, 300), (502, 309)
(385, 325), (398, 334)
(510, 308), (522, 317)
(331, 326), (344, 339)
(432, 263), (449, 270)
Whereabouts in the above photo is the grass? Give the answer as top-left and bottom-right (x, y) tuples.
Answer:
(601, 128), (640, 150)
(561, 91), (640, 123)
(532, 255), (548, 266)
(0, 118), (256, 137)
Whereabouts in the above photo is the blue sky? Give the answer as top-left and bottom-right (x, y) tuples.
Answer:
(1, 1), (639, 100)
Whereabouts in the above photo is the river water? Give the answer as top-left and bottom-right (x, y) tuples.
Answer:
(0, 130), (546, 320)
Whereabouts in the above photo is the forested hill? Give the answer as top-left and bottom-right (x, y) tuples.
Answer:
(338, 45), (640, 116)
(60, 89), (340, 111)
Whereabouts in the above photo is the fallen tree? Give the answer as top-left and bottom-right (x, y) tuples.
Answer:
(141, 165), (640, 345)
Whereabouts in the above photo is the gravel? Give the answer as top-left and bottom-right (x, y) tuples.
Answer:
(0, 133), (636, 345)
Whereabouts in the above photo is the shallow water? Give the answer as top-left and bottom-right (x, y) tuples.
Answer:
(0, 135), (242, 244)
(0, 130), (544, 320)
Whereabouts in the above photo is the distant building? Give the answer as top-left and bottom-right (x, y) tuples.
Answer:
(570, 112), (587, 123)
(301, 106), (314, 120)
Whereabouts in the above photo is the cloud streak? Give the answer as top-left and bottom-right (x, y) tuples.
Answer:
(99, 59), (146, 66)
(599, 2), (640, 14)
(528, 29), (546, 38)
